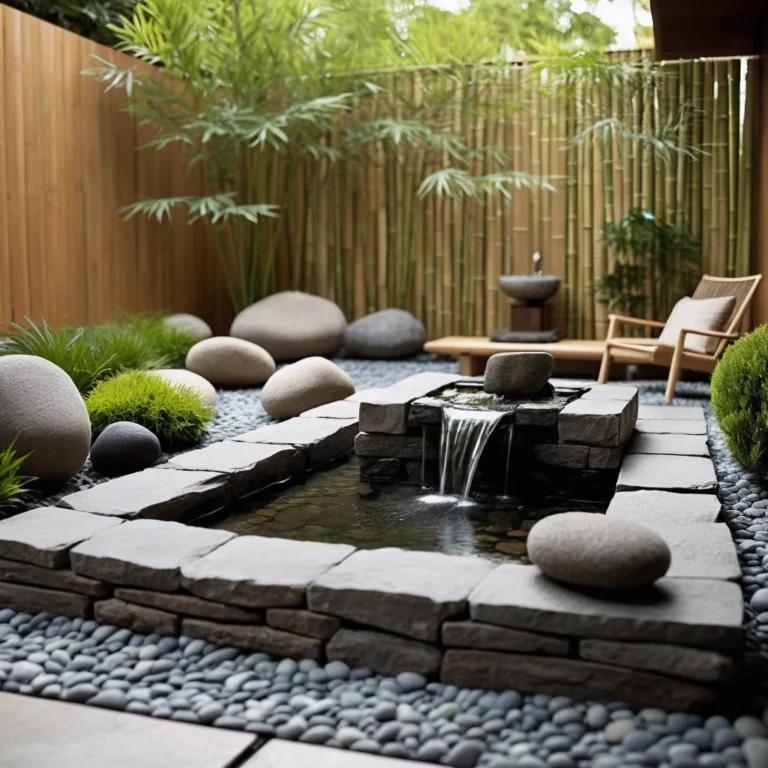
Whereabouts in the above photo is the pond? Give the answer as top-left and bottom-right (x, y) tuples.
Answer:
(194, 455), (606, 562)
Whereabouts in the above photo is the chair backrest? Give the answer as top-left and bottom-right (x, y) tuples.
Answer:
(691, 274), (763, 355)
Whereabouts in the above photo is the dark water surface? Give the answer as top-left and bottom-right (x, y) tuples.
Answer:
(203, 456), (605, 562)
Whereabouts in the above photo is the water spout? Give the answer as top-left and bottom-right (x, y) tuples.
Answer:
(439, 407), (506, 498)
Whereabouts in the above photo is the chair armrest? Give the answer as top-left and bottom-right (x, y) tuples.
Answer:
(608, 314), (667, 329)
(677, 327), (740, 342)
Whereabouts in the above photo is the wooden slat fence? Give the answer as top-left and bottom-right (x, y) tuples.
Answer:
(0, 6), (759, 338)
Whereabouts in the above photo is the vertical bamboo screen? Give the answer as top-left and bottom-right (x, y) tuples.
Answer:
(261, 52), (758, 339)
(0, 6), (760, 339)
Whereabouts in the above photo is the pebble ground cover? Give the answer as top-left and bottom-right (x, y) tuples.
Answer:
(3, 360), (768, 768)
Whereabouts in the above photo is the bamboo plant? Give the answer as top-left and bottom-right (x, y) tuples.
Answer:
(87, 0), (552, 314)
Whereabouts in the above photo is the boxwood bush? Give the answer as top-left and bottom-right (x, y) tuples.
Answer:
(711, 325), (768, 475)
(86, 371), (213, 448)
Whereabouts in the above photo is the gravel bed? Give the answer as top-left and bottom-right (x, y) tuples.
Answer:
(3, 368), (768, 767)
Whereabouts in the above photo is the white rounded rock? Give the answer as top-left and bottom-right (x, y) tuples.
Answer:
(185, 337), (275, 387)
(527, 512), (671, 589)
(0, 355), (91, 482)
(164, 313), (213, 340)
(261, 357), (355, 420)
(230, 291), (347, 361)
(149, 369), (217, 412)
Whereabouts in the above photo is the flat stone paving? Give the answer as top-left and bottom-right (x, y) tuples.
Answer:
(58, 468), (230, 520)
(634, 418), (708, 434)
(627, 432), (710, 456)
(469, 563), (744, 650)
(180, 535), (355, 608)
(0, 692), (256, 768)
(617, 454), (718, 493)
(70, 520), (234, 592)
(308, 548), (496, 642)
(637, 405), (706, 420)
(606, 490), (722, 525)
(244, 739), (428, 767)
(0, 507), (122, 568)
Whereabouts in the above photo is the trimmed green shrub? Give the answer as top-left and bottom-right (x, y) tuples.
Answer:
(711, 325), (768, 475)
(0, 442), (34, 511)
(86, 371), (213, 448)
(1, 315), (197, 394)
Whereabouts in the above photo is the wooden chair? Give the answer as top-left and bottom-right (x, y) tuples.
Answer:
(597, 274), (763, 403)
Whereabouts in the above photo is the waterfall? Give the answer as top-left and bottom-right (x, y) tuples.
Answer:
(439, 407), (506, 498)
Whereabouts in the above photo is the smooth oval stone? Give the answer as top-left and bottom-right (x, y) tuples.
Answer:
(343, 309), (425, 359)
(528, 512), (671, 589)
(164, 313), (212, 340)
(230, 291), (346, 361)
(483, 352), (554, 395)
(185, 337), (275, 387)
(260, 356), (355, 420)
(150, 370), (217, 413)
(90, 422), (162, 477)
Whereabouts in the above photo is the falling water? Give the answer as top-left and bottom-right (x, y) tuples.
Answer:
(503, 423), (515, 497)
(438, 407), (506, 499)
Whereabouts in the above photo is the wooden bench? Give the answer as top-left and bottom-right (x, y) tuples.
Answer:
(424, 336), (607, 376)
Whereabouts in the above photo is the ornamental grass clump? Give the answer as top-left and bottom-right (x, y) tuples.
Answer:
(0, 442), (34, 512)
(1, 315), (197, 394)
(711, 326), (768, 475)
(86, 371), (213, 448)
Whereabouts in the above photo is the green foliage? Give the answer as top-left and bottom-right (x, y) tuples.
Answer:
(86, 371), (213, 448)
(712, 327), (768, 475)
(86, 0), (553, 311)
(0, 442), (34, 511)
(598, 209), (701, 319)
(7, 0), (136, 46)
(0, 314), (196, 394)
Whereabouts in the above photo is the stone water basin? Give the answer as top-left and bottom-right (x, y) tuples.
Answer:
(197, 455), (605, 562)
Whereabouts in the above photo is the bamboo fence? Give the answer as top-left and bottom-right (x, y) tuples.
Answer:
(0, 5), (760, 338)
(247, 52), (759, 339)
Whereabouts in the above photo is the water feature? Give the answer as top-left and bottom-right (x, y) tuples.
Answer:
(438, 406), (507, 498)
(196, 456), (605, 562)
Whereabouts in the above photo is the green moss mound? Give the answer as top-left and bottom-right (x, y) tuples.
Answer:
(86, 371), (213, 449)
(711, 325), (768, 475)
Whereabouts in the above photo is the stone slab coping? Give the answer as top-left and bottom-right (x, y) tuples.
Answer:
(637, 405), (706, 421)
(58, 468), (230, 520)
(0, 557), (108, 597)
(627, 433), (710, 457)
(617, 454), (718, 493)
(164, 442), (305, 497)
(0, 692), (256, 768)
(243, 739), (426, 768)
(70, 520), (235, 592)
(581, 385), (638, 402)
(469, 563), (744, 651)
(300, 400), (360, 419)
(308, 547), (497, 643)
(606, 490), (722, 525)
(634, 419), (707, 435)
(0, 507), (123, 569)
(633, 520), (741, 581)
(232, 416), (358, 447)
(558, 396), (636, 447)
(180, 535), (355, 608)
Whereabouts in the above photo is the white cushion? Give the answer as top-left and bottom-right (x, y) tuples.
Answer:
(658, 295), (736, 354)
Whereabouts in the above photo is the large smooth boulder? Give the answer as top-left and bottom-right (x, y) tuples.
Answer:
(164, 313), (212, 340)
(150, 369), (217, 412)
(90, 422), (162, 477)
(186, 338), (275, 387)
(0, 355), (91, 483)
(230, 291), (347, 361)
(527, 512), (671, 589)
(484, 352), (554, 395)
(261, 357), (355, 420)
(344, 309), (426, 359)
